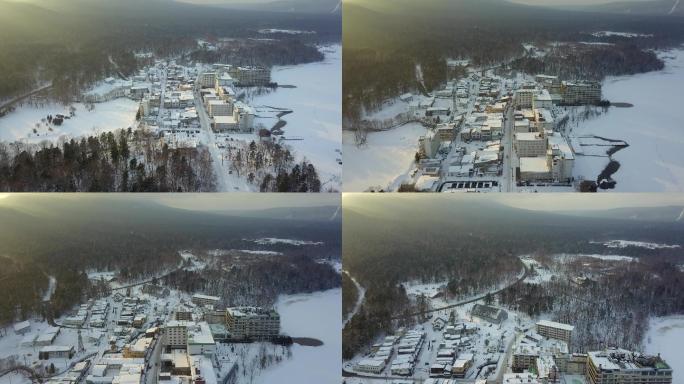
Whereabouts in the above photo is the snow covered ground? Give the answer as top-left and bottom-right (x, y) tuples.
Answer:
(343, 272), (365, 329)
(343, 123), (427, 191)
(255, 288), (341, 384)
(572, 48), (684, 191)
(644, 315), (684, 384)
(520, 257), (557, 284)
(591, 240), (681, 250)
(247, 238), (324, 246)
(0, 372), (31, 384)
(251, 45), (342, 189)
(0, 99), (139, 144)
(555, 253), (635, 263)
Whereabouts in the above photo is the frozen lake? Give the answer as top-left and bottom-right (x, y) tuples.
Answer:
(574, 48), (684, 191)
(343, 122), (427, 192)
(255, 288), (341, 384)
(252, 45), (342, 190)
(644, 315), (684, 384)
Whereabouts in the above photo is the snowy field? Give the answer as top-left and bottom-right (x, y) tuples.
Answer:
(644, 316), (684, 384)
(0, 372), (31, 384)
(247, 238), (324, 246)
(251, 45), (342, 189)
(343, 123), (427, 191)
(591, 240), (681, 250)
(255, 288), (341, 384)
(555, 253), (635, 263)
(0, 99), (139, 144)
(572, 48), (684, 191)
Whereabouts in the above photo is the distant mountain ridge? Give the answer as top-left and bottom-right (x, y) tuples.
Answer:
(521, 0), (684, 17)
(176, 0), (341, 14)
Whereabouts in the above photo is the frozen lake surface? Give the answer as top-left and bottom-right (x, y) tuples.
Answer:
(644, 315), (684, 384)
(574, 48), (684, 191)
(252, 45), (342, 190)
(255, 288), (341, 384)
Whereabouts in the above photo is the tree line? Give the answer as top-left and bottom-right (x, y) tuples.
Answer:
(0, 129), (216, 192)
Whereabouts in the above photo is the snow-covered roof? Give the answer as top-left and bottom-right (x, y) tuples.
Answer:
(536, 320), (574, 331)
(520, 157), (550, 173)
(13, 320), (30, 332)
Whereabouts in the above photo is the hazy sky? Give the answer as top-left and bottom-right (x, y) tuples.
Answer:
(0, 193), (340, 212)
(510, 0), (654, 5)
(343, 193), (684, 212)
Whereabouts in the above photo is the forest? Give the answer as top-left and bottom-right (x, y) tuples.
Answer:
(510, 43), (665, 81)
(188, 38), (325, 69)
(342, 197), (684, 358)
(342, 273), (359, 318)
(342, 0), (684, 125)
(0, 128), (216, 192)
(0, 195), (341, 328)
(0, 0), (340, 103)
(163, 253), (340, 307)
(499, 256), (684, 352)
(223, 140), (323, 193)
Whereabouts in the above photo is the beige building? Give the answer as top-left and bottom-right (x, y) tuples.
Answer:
(199, 72), (217, 88)
(164, 320), (190, 348)
(515, 132), (547, 158)
(514, 89), (536, 108)
(230, 66), (271, 86)
(561, 81), (602, 105)
(225, 307), (280, 340)
(207, 100), (233, 117)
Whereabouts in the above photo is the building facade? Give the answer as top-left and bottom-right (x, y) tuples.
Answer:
(225, 307), (280, 340)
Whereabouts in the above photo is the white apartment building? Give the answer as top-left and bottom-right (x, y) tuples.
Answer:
(191, 294), (220, 308)
(536, 320), (574, 343)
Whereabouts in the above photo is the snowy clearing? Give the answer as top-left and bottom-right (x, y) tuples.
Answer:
(236, 250), (283, 256)
(247, 238), (324, 246)
(343, 123), (427, 192)
(0, 99), (139, 144)
(591, 240), (681, 250)
(556, 253), (635, 263)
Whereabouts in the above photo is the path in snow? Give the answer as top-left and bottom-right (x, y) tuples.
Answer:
(42, 275), (57, 302)
(342, 271), (365, 329)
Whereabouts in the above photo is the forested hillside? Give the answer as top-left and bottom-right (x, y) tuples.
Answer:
(342, 197), (684, 358)
(0, 0), (341, 102)
(0, 196), (341, 326)
(343, 0), (684, 123)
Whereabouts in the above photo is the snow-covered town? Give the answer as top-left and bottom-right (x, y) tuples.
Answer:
(343, 40), (684, 193)
(0, 40), (341, 192)
(343, 251), (679, 384)
(0, 249), (340, 384)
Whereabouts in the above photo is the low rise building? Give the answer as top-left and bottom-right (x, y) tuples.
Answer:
(586, 349), (672, 384)
(356, 358), (386, 374)
(536, 320), (574, 343)
(192, 294), (220, 308)
(39, 346), (75, 360)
